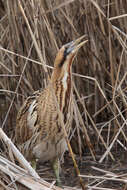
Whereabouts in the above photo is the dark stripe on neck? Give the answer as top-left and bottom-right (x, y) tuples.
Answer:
(59, 56), (66, 67)
(59, 47), (69, 67)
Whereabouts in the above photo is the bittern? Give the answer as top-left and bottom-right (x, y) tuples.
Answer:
(15, 36), (87, 186)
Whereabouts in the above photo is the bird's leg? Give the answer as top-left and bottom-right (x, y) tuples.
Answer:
(52, 157), (61, 186)
(31, 159), (37, 170)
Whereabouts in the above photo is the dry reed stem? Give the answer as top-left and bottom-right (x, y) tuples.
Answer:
(51, 85), (86, 190)
(0, 0), (127, 188)
(73, 84), (96, 161)
(0, 128), (39, 178)
(0, 155), (63, 190)
(17, 0), (47, 73)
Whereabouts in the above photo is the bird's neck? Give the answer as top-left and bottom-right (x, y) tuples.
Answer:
(51, 69), (72, 113)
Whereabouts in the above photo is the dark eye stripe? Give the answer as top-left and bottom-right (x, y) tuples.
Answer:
(59, 47), (68, 67)
(64, 47), (68, 57)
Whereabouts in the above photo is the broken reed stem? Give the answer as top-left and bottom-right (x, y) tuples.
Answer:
(0, 128), (40, 179)
(0, 155), (62, 190)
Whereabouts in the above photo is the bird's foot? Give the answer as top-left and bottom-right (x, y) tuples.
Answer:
(56, 178), (62, 187)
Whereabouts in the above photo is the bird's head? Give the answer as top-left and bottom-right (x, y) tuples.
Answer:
(51, 36), (88, 82)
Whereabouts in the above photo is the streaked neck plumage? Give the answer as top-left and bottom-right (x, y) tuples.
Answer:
(51, 65), (72, 114)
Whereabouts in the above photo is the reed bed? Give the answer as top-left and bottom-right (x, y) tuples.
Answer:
(0, 0), (127, 189)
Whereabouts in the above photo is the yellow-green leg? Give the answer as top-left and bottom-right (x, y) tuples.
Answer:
(52, 158), (61, 186)
(31, 159), (37, 170)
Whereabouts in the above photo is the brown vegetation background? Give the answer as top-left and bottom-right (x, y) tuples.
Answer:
(0, 0), (127, 188)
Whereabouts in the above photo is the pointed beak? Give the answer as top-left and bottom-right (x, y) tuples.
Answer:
(65, 35), (88, 54)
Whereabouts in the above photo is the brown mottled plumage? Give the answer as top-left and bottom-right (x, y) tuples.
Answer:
(15, 36), (87, 185)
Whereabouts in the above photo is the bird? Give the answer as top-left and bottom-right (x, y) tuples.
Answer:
(15, 36), (87, 186)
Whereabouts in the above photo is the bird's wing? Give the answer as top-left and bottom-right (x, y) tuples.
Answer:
(16, 90), (41, 144)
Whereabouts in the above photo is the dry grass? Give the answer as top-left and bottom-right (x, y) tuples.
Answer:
(0, 0), (127, 189)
